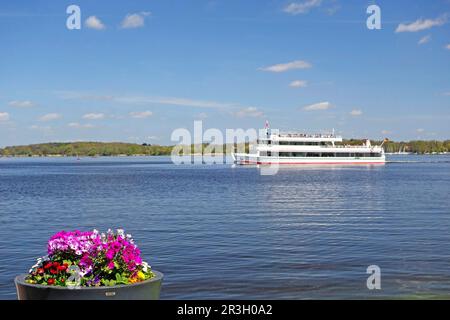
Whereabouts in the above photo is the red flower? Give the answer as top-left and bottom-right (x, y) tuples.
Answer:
(58, 265), (67, 271)
(60, 278), (65, 283)
(52, 262), (60, 268)
(50, 269), (58, 275)
(47, 278), (55, 285)
(37, 268), (45, 274)
(44, 262), (52, 269)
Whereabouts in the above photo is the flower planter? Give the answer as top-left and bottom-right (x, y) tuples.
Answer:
(20, 229), (162, 299)
(15, 270), (163, 300)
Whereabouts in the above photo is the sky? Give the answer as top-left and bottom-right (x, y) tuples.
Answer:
(0, 0), (449, 147)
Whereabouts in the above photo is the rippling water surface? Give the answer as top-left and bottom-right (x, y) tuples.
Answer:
(0, 155), (449, 299)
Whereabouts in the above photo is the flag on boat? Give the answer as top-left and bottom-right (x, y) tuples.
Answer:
(264, 120), (270, 129)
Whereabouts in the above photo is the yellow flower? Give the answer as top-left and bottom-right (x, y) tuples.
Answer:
(137, 271), (145, 280)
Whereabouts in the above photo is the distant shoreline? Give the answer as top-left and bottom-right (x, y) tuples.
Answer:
(0, 153), (228, 158)
(1, 140), (449, 157)
(1, 153), (449, 159)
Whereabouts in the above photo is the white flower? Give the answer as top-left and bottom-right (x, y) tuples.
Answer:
(31, 255), (47, 269)
(117, 229), (125, 237)
(142, 261), (150, 272)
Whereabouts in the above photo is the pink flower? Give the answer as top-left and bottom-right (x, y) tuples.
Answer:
(39, 229), (147, 286)
(106, 249), (115, 260)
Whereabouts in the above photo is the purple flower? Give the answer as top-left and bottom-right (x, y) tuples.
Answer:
(42, 229), (148, 286)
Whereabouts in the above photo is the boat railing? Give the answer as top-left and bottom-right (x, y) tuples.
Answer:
(277, 133), (341, 139)
(329, 145), (382, 149)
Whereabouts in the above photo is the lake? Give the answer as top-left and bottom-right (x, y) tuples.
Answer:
(0, 155), (449, 299)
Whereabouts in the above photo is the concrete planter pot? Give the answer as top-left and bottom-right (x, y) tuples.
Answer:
(15, 270), (163, 300)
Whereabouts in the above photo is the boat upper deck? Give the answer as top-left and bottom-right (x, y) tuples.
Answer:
(278, 132), (339, 138)
(261, 132), (343, 142)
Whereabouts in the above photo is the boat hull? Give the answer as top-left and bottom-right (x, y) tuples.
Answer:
(233, 154), (385, 165)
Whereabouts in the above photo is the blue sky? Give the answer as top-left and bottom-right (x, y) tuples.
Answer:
(0, 0), (449, 147)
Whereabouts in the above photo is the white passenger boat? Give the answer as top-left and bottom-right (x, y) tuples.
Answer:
(232, 123), (386, 165)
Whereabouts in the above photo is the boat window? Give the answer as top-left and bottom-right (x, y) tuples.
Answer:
(306, 153), (320, 157)
(293, 152), (306, 157)
(274, 152), (381, 158)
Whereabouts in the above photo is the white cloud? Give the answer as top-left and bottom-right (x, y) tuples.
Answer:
(85, 16), (105, 30)
(121, 12), (151, 29)
(8, 100), (35, 108)
(147, 136), (159, 140)
(446, 44), (450, 50)
(349, 109), (362, 116)
(30, 124), (53, 134)
(395, 15), (447, 33)
(302, 101), (332, 111)
(283, 0), (322, 15)
(39, 113), (61, 122)
(0, 112), (10, 121)
(130, 110), (153, 118)
(82, 113), (105, 120)
(68, 122), (95, 128)
(418, 35), (431, 45)
(416, 128), (425, 133)
(195, 112), (208, 119)
(381, 130), (391, 135)
(58, 91), (260, 112)
(233, 107), (264, 118)
(326, 4), (340, 16)
(114, 95), (244, 109)
(289, 80), (308, 88)
(30, 125), (52, 132)
(259, 60), (312, 73)
(443, 91), (450, 96)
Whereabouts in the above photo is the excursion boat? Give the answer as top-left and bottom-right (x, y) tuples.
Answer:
(232, 124), (386, 165)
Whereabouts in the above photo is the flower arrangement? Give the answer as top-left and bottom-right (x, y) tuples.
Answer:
(26, 229), (154, 287)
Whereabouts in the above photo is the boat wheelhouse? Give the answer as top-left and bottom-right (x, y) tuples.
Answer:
(232, 126), (386, 165)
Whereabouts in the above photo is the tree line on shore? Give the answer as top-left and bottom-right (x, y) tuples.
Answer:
(342, 139), (450, 154)
(0, 140), (449, 157)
